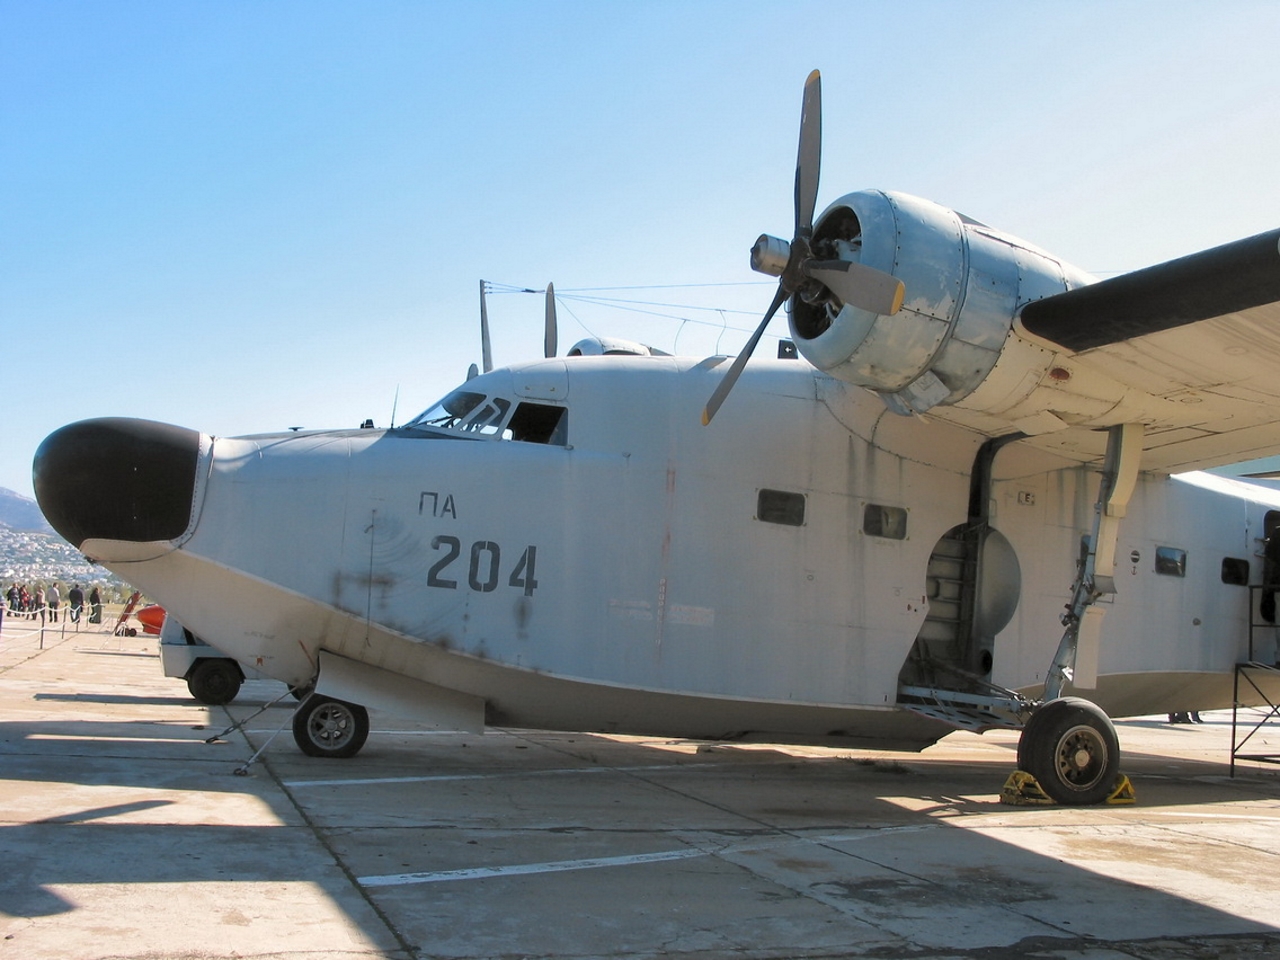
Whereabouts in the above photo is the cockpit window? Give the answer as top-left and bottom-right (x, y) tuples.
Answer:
(508, 402), (567, 444)
(403, 389), (566, 445)
(404, 390), (487, 431)
(460, 397), (511, 435)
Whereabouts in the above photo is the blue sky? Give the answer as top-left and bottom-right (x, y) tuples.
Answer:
(3, 1), (1279, 498)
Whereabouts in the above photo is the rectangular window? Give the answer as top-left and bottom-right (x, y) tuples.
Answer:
(1155, 546), (1187, 577)
(506, 403), (567, 445)
(863, 504), (907, 540)
(757, 489), (805, 526)
(1221, 557), (1250, 586)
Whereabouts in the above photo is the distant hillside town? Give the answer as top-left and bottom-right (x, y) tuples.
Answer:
(0, 487), (132, 599)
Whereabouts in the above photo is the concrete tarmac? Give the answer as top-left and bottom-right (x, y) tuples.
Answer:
(4, 613), (1280, 960)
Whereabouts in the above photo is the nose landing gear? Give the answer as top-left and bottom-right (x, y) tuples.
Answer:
(292, 694), (370, 759)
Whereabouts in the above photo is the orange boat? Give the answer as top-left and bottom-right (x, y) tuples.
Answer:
(135, 604), (166, 636)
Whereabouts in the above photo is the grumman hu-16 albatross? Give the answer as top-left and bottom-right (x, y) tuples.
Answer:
(33, 72), (1280, 804)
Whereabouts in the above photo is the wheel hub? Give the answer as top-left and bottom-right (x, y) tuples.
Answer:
(1057, 725), (1106, 788)
(312, 705), (352, 745)
(292, 696), (370, 759)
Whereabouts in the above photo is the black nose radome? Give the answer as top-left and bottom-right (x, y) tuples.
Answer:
(33, 418), (202, 549)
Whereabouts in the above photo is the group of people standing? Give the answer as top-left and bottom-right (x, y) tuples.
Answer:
(4, 582), (103, 624)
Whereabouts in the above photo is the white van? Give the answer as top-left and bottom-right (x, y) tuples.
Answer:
(158, 615), (268, 705)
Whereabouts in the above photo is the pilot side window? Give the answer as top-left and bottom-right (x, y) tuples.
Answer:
(505, 402), (567, 445)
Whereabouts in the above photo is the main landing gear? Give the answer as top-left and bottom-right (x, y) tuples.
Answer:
(1014, 697), (1121, 805)
(1010, 423), (1140, 806)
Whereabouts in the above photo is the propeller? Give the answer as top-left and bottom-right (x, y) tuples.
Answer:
(701, 69), (905, 425)
(479, 280), (494, 374)
(803, 260), (905, 315)
(545, 282), (557, 358)
(475, 280), (558, 377)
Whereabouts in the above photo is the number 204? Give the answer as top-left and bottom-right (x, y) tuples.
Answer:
(427, 536), (539, 597)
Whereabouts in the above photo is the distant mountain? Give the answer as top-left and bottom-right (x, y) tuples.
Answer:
(0, 488), (53, 534)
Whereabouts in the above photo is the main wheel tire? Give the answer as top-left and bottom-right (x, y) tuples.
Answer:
(292, 695), (370, 759)
(186, 658), (243, 705)
(1018, 697), (1120, 805)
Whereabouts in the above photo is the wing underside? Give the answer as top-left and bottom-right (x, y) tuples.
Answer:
(997, 229), (1280, 473)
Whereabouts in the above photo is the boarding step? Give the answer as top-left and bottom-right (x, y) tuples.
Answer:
(1239, 661), (1280, 673)
(898, 685), (1030, 732)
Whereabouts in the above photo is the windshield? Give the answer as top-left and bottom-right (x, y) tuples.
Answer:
(403, 389), (511, 436)
(402, 387), (567, 445)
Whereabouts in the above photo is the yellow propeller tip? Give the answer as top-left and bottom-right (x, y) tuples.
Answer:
(700, 408), (712, 426)
(890, 281), (906, 315)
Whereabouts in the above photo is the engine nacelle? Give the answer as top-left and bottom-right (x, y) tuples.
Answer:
(790, 190), (1095, 415)
(568, 337), (670, 358)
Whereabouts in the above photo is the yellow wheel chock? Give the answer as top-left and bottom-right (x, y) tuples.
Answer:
(1000, 770), (1135, 806)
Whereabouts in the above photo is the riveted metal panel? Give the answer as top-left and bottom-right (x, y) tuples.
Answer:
(886, 192), (965, 324)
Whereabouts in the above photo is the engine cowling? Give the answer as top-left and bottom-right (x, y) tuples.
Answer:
(788, 190), (1095, 415)
(567, 337), (669, 357)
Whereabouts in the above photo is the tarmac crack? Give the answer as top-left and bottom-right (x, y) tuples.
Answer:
(235, 707), (420, 960)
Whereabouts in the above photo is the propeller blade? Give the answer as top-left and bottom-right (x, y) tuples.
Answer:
(545, 282), (557, 358)
(479, 280), (494, 373)
(702, 284), (789, 425)
(804, 260), (905, 316)
(794, 69), (821, 238)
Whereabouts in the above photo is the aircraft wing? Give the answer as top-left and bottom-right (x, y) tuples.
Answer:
(1015, 228), (1280, 473)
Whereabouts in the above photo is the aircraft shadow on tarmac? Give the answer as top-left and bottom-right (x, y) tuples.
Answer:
(5, 702), (1280, 956)
(33, 691), (209, 707)
(74, 648), (167, 659)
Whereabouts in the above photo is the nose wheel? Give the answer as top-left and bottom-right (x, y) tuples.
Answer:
(1016, 697), (1120, 805)
(292, 694), (370, 758)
